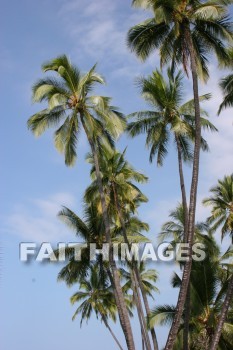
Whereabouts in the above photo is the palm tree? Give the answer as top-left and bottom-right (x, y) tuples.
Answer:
(128, 68), (216, 242)
(219, 73), (233, 113)
(128, 68), (217, 348)
(70, 265), (124, 350)
(203, 174), (233, 350)
(121, 262), (159, 299)
(56, 200), (150, 347)
(27, 55), (135, 350)
(85, 147), (148, 218)
(203, 174), (233, 241)
(219, 48), (233, 114)
(121, 262), (159, 350)
(149, 235), (233, 349)
(56, 203), (150, 285)
(85, 147), (158, 350)
(127, 2), (233, 347)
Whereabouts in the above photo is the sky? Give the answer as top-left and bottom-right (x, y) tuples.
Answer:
(1, 1), (233, 349)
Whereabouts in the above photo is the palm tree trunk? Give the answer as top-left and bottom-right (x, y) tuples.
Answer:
(209, 274), (233, 350)
(101, 314), (124, 350)
(165, 26), (202, 350)
(131, 270), (152, 350)
(183, 284), (190, 350)
(81, 117), (135, 350)
(175, 135), (189, 238)
(134, 267), (159, 350)
(176, 135), (190, 350)
(112, 183), (153, 350)
(142, 330), (145, 350)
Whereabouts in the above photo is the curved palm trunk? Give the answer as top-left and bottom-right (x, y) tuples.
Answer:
(81, 117), (135, 350)
(112, 183), (153, 350)
(209, 274), (233, 350)
(165, 27), (202, 350)
(101, 314), (124, 350)
(176, 135), (190, 350)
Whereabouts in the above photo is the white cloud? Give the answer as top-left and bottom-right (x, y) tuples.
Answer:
(57, 0), (154, 74)
(4, 193), (77, 242)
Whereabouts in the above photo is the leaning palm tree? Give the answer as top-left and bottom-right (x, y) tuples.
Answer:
(127, 2), (233, 347)
(27, 55), (135, 350)
(70, 265), (124, 350)
(203, 174), (233, 350)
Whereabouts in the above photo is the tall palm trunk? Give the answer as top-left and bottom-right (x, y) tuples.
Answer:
(176, 135), (190, 350)
(112, 183), (153, 350)
(101, 314), (124, 350)
(165, 26), (202, 350)
(81, 117), (135, 350)
(175, 135), (189, 237)
(131, 270), (152, 350)
(209, 274), (233, 350)
(134, 267), (159, 350)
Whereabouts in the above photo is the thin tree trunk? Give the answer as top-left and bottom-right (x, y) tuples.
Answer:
(101, 314), (124, 350)
(209, 274), (233, 350)
(142, 329), (145, 350)
(107, 267), (129, 345)
(131, 270), (152, 350)
(81, 117), (135, 350)
(175, 135), (189, 238)
(134, 267), (159, 350)
(176, 135), (190, 350)
(183, 284), (190, 350)
(112, 183), (153, 350)
(165, 26), (202, 350)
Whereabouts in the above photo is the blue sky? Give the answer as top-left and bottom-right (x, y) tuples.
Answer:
(1, 1), (233, 349)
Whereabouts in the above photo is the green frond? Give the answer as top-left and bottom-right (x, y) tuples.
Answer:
(127, 19), (170, 61)
(27, 107), (66, 137)
(149, 305), (177, 328)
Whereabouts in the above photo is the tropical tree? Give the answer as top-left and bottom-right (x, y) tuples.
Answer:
(56, 199), (150, 348)
(121, 262), (159, 299)
(203, 174), (233, 350)
(219, 48), (233, 114)
(70, 265), (124, 350)
(56, 203), (150, 284)
(27, 55), (135, 350)
(85, 147), (158, 350)
(219, 73), (233, 113)
(85, 147), (148, 217)
(121, 262), (159, 350)
(128, 68), (216, 241)
(127, 2), (233, 347)
(128, 67), (217, 348)
(159, 203), (216, 252)
(149, 235), (233, 349)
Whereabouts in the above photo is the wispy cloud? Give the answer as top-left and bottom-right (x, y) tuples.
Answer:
(3, 193), (77, 242)
(57, 0), (156, 77)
